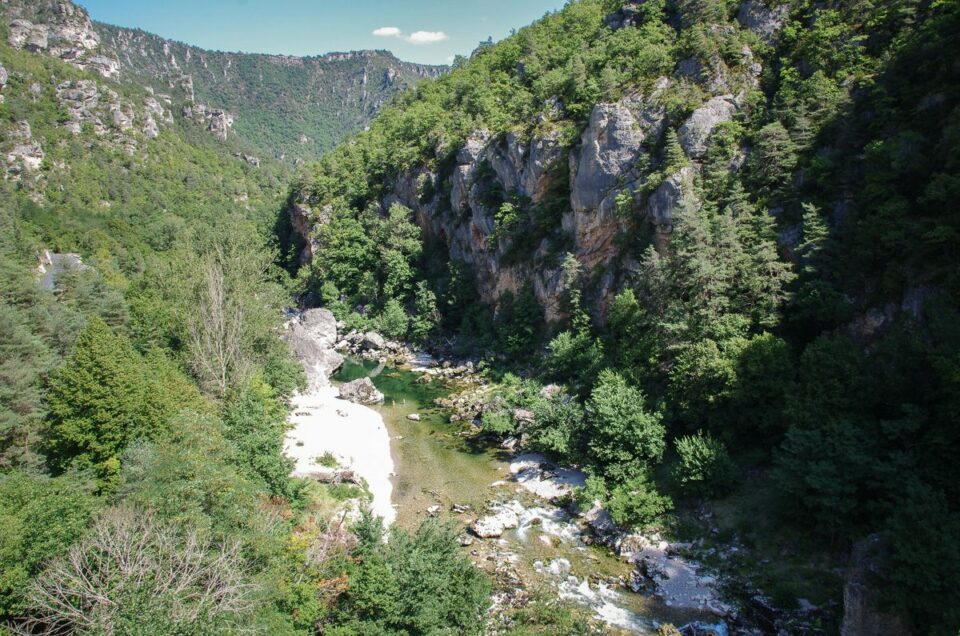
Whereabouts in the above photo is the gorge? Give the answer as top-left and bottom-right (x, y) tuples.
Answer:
(1, 0), (958, 635)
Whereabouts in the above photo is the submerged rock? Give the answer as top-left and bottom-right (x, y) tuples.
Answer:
(338, 377), (384, 405)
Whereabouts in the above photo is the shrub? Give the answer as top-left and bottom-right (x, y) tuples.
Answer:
(605, 472), (673, 529)
(375, 299), (409, 340)
(584, 370), (666, 484)
(481, 410), (516, 436)
(673, 431), (737, 498)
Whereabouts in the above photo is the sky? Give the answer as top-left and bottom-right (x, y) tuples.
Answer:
(77, 0), (568, 65)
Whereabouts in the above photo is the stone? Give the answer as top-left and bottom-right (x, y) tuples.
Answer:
(406, 413), (421, 422)
(737, 0), (791, 44)
(361, 331), (386, 351)
(646, 167), (696, 238)
(0, 63), (7, 90)
(338, 378), (384, 405)
(513, 409), (535, 425)
(457, 533), (475, 547)
(841, 535), (913, 636)
(469, 508), (520, 539)
(287, 309), (343, 386)
(677, 95), (737, 160)
(426, 505), (441, 516)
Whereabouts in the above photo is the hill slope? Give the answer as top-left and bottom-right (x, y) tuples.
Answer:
(288, 0), (960, 632)
(2, 0), (445, 161)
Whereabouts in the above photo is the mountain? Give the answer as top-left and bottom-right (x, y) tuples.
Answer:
(287, 0), (960, 632)
(3, 0), (445, 161)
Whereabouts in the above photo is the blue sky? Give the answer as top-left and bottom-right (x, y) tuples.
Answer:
(77, 0), (568, 65)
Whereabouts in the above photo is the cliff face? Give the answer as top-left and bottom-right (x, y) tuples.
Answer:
(94, 26), (445, 160)
(2, 0), (445, 160)
(289, 0), (782, 323)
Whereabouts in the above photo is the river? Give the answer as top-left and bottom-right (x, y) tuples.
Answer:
(333, 359), (717, 634)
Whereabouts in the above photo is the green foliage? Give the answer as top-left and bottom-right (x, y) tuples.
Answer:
(411, 280), (441, 343)
(45, 317), (205, 482)
(673, 431), (737, 498)
(584, 370), (665, 484)
(222, 380), (296, 498)
(329, 516), (490, 635)
(496, 285), (544, 356)
(0, 472), (98, 619)
(527, 395), (584, 460)
(376, 298), (410, 341)
(481, 410), (516, 437)
(605, 472), (673, 529)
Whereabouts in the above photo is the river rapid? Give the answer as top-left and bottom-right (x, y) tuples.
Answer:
(331, 359), (718, 635)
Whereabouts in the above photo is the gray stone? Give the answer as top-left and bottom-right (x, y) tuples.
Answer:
(469, 509), (520, 539)
(677, 95), (737, 160)
(841, 535), (913, 636)
(361, 331), (386, 351)
(287, 309), (343, 386)
(737, 0), (791, 44)
(338, 378), (384, 405)
(0, 63), (7, 90)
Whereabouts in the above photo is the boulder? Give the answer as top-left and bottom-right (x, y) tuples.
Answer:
(287, 309), (343, 386)
(469, 509), (520, 539)
(361, 331), (386, 351)
(677, 95), (737, 160)
(406, 413), (421, 422)
(338, 378), (384, 405)
(0, 63), (7, 90)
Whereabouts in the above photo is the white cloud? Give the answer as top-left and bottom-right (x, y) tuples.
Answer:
(373, 26), (402, 37)
(372, 27), (449, 45)
(407, 30), (449, 44)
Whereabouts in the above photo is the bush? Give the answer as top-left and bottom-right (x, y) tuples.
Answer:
(673, 431), (737, 498)
(528, 396), (584, 460)
(584, 370), (666, 484)
(375, 299), (409, 340)
(606, 472), (673, 529)
(330, 516), (490, 635)
(481, 410), (516, 436)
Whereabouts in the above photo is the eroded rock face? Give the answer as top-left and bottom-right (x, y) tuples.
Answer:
(737, 0), (791, 44)
(678, 95), (737, 160)
(6, 2), (120, 79)
(287, 309), (344, 387)
(338, 378), (384, 405)
(183, 104), (234, 140)
(5, 121), (44, 175)
(841, 535), (913, 636)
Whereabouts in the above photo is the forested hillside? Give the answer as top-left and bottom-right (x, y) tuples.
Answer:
(0, 4), (487, 634)
(289, 0), (960, 632)
(2, 0), (444, 162)
(96, 25), (446, 161)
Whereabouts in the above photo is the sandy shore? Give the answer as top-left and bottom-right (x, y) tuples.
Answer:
(284, 385), (396, 526)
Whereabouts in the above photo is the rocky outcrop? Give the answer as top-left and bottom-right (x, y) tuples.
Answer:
(338, 378), (384, 405)
(287, 309), (344, 387)
(566, 93), (663, 270)
(183, 104), (233, 140)
(6, 1), (120, 79)
(677, 95), (737, 160)
(841, 535), (913, 636)
(736, 0), (790, 44)
(5, 121), (44, 175)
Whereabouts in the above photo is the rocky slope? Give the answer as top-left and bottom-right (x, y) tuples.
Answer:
(290, 0), (781, 322)
(2, 0), (444, 161)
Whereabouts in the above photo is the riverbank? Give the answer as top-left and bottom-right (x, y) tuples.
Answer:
(284, 385), (396, 526)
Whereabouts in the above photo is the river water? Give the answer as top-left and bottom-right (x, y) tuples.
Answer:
(334, 359), (715, 634)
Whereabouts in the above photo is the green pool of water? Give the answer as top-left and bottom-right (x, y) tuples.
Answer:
(333, 359), (712, 631)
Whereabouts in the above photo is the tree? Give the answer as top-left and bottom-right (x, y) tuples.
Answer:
(45, 318), (196, 481)
(0, 473), (98, 620)
(187, 229), (284, 398)
(376, 299), (409, 340)
(605, 472), (673, 529)
(673, 431), (737, 497)
(584, 370), (666, 484)
(411, 281), (440, 343)
(329, 516), (490, 635)
(14, 506), (253, 636)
